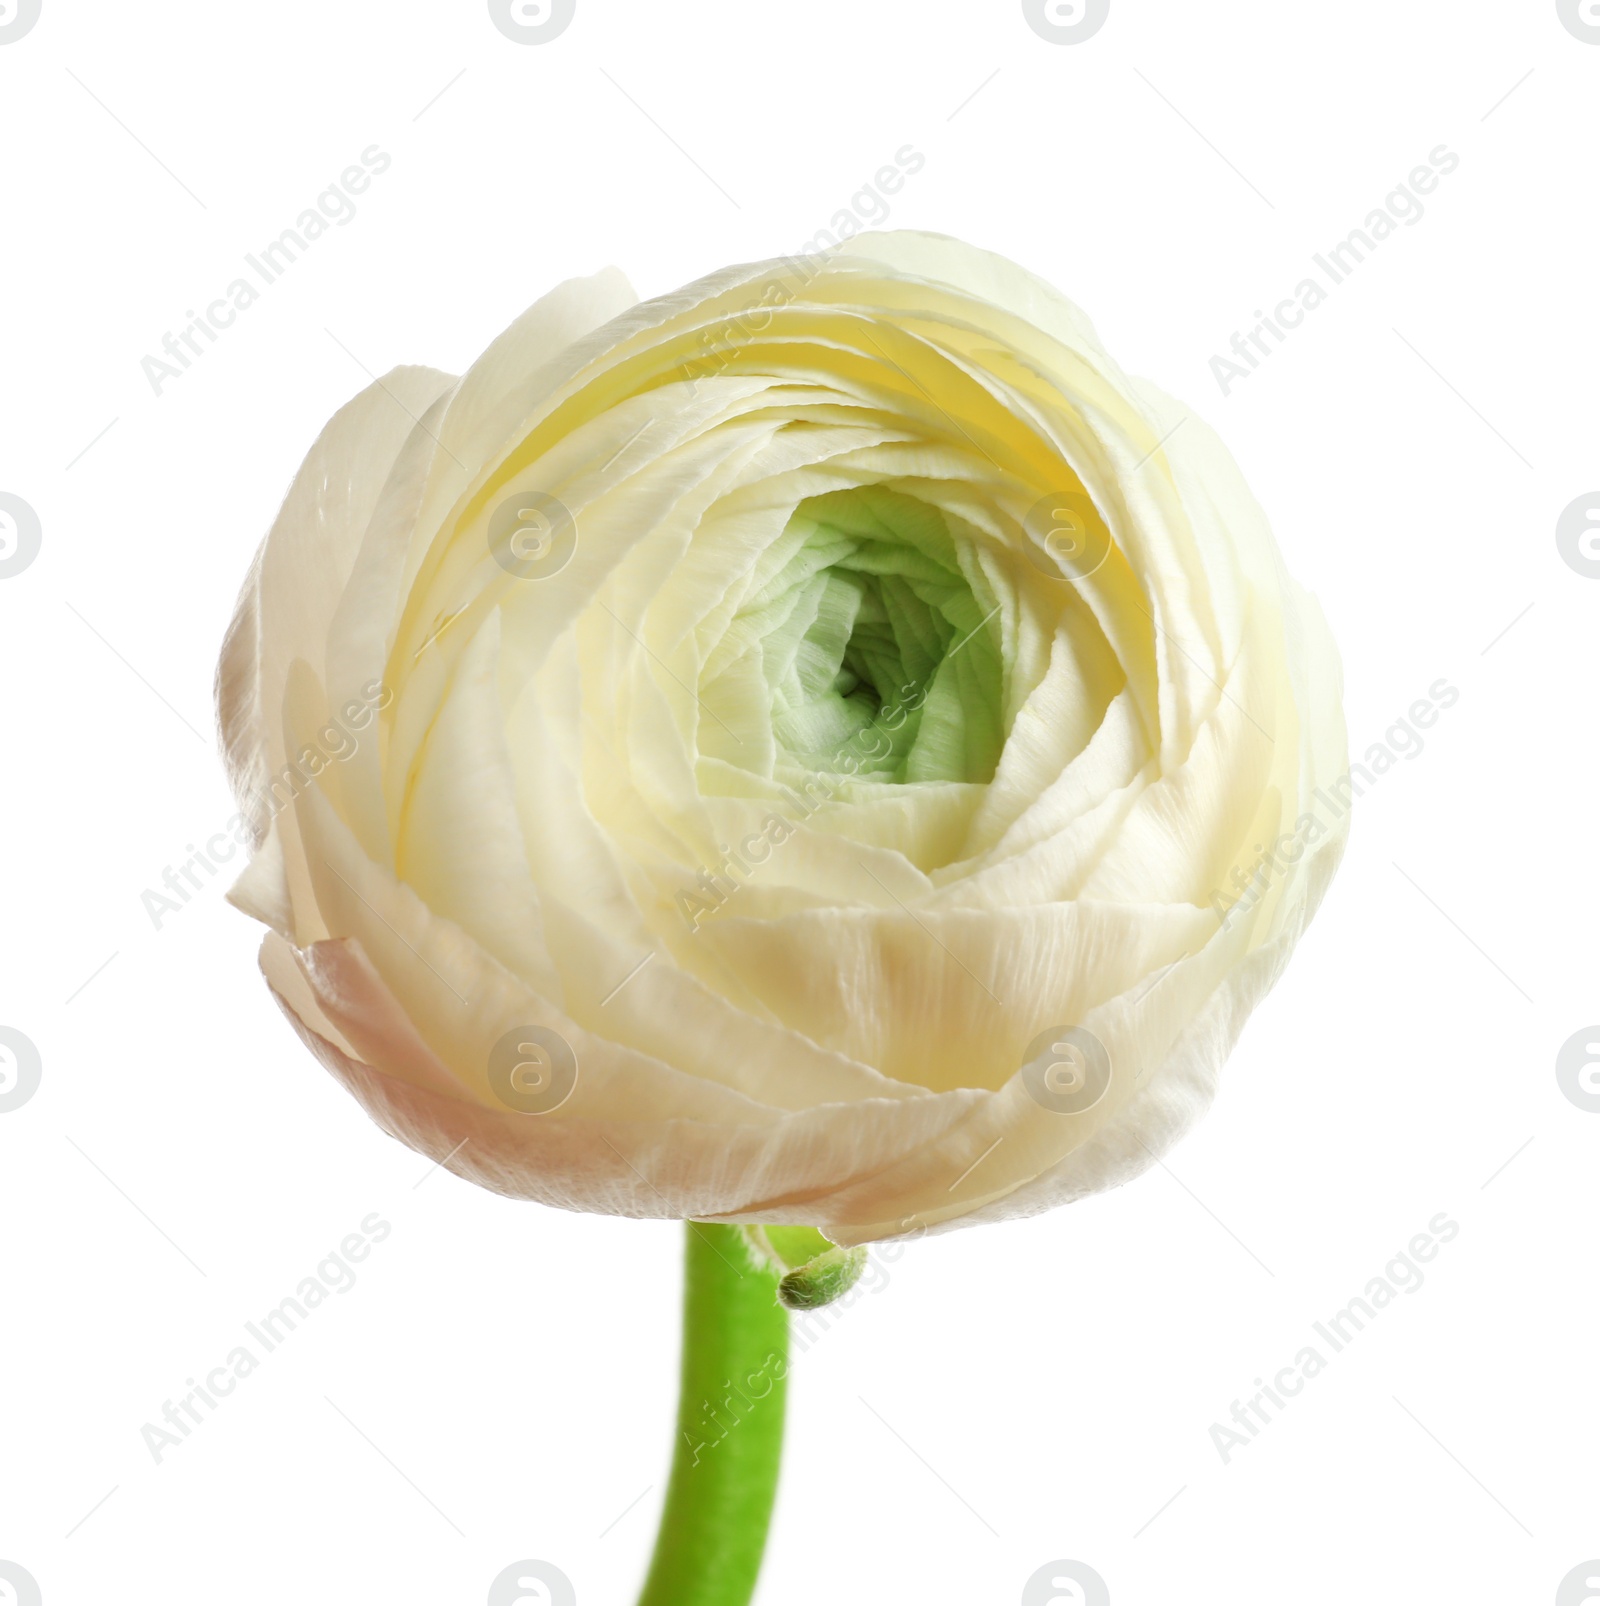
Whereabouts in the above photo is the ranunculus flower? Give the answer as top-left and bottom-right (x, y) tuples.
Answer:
(218, 231), (1347, 1246)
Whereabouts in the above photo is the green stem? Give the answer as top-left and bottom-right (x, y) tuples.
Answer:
(637, 1223), (789, 1606)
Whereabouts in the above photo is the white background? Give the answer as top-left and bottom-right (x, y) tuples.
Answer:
(2, 1), (1597, 1602)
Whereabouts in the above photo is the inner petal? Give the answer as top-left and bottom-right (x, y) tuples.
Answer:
(717, 484), (1007, 786)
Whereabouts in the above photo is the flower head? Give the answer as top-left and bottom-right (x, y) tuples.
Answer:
(218, 232), (1347, 1244)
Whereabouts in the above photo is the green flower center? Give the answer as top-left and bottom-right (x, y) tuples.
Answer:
(743, 486), (1005, 785)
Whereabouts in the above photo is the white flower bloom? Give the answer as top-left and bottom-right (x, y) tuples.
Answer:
(218, 231), (1347, 1245)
